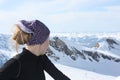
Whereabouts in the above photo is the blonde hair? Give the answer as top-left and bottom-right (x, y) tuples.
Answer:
(11, 24), (32, 53)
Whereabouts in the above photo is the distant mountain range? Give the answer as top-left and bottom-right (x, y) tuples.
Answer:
(0, 33), (120, 76)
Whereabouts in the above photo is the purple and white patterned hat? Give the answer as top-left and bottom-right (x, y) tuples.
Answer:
(17, 20), (50, 45)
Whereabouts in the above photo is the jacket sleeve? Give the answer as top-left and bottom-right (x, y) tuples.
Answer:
(41, 54), (71, 80)
(0, 58), (19, 80)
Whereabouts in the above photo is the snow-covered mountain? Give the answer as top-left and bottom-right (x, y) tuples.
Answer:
(0, 33), (120, 79)
(48, 33), (120, 76)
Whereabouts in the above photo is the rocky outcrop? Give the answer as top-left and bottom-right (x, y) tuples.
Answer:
(82, 50), (120, 62)
(49, 37), (85, 60)
(46, 47), (60, 61)
(50, 37), (73, 56)
(106, 38), (119, 50)
(94, 43), (100, 48)
(106, 38), (118, 45)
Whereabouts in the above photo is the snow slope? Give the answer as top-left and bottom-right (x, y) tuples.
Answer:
(45, 64), (116, 80)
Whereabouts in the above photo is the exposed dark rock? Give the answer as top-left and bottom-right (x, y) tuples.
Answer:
(50, 37), (73, 56)
(82, 50), (93, 56)
(92, 52), (100, 62)
(88, 58), (93, 62)
(71, 55), (76, 61)
(101, 54), (112, 60)
(49, 37), (87, 61)
(106, 38), (119, 45)
(46, 47), (54, 56)
(82, 50), (100, 62)
(72, 47), (86, 60)
(114, 59), (120, 62)
(106, 38), (119, 50)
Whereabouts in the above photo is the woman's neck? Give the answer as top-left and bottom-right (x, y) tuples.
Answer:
(25, 45), (42, 56)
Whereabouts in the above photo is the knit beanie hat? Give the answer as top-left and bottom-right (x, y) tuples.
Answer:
(17, 20), (50, 45)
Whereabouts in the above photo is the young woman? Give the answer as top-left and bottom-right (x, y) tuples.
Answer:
(0, 20), (70, 80)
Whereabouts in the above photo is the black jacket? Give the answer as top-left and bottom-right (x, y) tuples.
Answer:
(0, 48), (70, 80)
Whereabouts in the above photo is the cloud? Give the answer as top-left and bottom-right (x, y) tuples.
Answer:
(0, 0), (117, 16)
(0, 0), (120, 22)
(0, 0), (120, 33)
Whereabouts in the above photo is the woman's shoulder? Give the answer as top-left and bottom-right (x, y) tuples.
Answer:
(0, 57), (19, 71)
(12, 53), (26, 62)
(1, 53), (22, 69)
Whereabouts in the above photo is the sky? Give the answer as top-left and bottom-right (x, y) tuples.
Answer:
(0, 0), (120, 33)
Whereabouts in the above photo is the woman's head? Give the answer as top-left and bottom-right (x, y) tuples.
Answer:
(12, 20), (50, 53)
